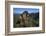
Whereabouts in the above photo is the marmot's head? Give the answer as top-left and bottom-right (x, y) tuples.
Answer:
(22, 11), (29, 17)
(23, 11), (28, 16)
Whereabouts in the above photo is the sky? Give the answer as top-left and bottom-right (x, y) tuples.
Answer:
(13, 8), (39, 14)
